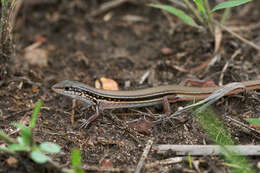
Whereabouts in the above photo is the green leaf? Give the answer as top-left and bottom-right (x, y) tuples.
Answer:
(12, 122), (28, 131)
(71, 149), (84, 173)
(30, 151), (49, 164)
(246, 118), (260, 126)
(30, 100), (43, 129)
(40, 142), (61, 154)
(149, 4), (199, 28)
(8, 144), (30, 152)
(212, 0), (252, 12)
(17, 136), (25, 145)
(193, 0), (205, 14)
(12, 123), (31, 146)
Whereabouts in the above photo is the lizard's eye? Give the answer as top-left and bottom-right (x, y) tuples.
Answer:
(64, 87), (69, 91)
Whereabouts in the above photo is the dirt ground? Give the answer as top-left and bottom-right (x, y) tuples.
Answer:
(1, 0), (260, 172)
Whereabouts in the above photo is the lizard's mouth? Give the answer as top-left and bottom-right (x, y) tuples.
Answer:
(51, 83), (64, 94)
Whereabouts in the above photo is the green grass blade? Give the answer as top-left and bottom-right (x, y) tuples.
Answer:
(212, 0), (252, 12)
(71, 148), (84, 173)
(149, 4), (199, 28)
(193, 0), (205, 15)
(246, 118), (260, 126)
(12, 123), (32, 146)
(196, 107), (255, 173)
(30, 100), (43, 129)
(196, 108), (233, 145)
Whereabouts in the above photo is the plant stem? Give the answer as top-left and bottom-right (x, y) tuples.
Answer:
(203, 0), (214, 35)
(0, 130), (16, 144)
(182, 0), (203, 24)
(0, 146), (15, 154)
(221, 8), (231, 24)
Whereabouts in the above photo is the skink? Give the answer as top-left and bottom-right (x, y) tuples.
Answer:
(52, 80), (260, 127)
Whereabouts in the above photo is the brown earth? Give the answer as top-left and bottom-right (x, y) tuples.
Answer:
(0, 0), (260, 172)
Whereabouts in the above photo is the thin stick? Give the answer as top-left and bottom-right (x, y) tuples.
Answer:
(81, 165), (134, 172)
(219, 49), (241, 86)
(139, 70), (150, 84)
(71, 99), (76, 125)
(135, 138), (154, 173)
(154, 145), (260, 155)
(214, 21), (260, 51)
(224, 115), (260, 137)
(90, 0), (129, 17)
(0, 131), (16, 144)
(227, 22), (260, 32)
(145, 157), (183, 168)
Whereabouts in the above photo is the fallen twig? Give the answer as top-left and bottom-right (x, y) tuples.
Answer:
(145, 157), (183, 168)
(219, 49), (241, 86)
(154, 145), (260, 155)
(224, 115), (260, 138)
(82, 165), (134, 172)
(135, 138), (154, 173)
(90, 0), (130, 17)
(214, 21), (260, 51)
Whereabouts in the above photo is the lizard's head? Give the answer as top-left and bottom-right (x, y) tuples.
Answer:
(52, 80), (77, 95)
(52, 80), (94, 103)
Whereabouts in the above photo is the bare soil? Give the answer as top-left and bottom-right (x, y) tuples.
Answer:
(0, 0), (260, 172)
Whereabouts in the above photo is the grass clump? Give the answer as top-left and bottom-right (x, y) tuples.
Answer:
(0, 100), (85, 173)
(149, 0), (253, 35)
(0, 100), (61, 164)
(195, 107), (255, 173)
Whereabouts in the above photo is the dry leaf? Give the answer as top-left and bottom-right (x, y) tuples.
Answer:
(160, 47), (173, 55)
(122, 15), (147, 23)
(176, 52), (187, 59)
(103, 12), (113, 21)
(24, 43), (48, 67)
(101, 159), (113, 168)
(190, 56), (212, 73)
(250, 124), (260, 130)
(95, 80), (102, 89)
(98, 77), (119, 90)
(6, 157), (18, 166)
(32, 85), (39, 93)
(34, 35), (47, 43)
